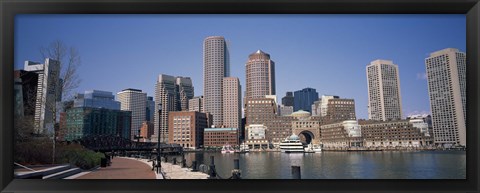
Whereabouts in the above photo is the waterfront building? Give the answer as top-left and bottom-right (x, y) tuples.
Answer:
(139, 121), (154, 142)
(168, 111), (212, 149)
(154, 74), (177, 143)
(204, 128), (238, 148)
(245, 50), (276, 99)
(366, 59), (403, 121)
(117, 88), (147, 140)
(319, 95), (338, 117)
(146, 96), (155, 122)
(293, 88), (319, 113)
(268, 115), (297, 146)
(64, 107), (131, 141)
(359, 119), (433, 148)
(176, 77), (194, 111)
(245, 124), (269, 149)
(188, 96), (204, 112)
(291, 110), (321, 145)
(281, 92), (294, 107)
(23, 58), (60, 134)
(204, 36), (229, 127)
(425, 48), (466, 147)
(74, 90), (120, 110)
(325, 98), (356, 121)
(223, 77), (242, 130)
(320, 120), (363, 148)
(406, 114), (432, 128)
(278, 105), (293, 116)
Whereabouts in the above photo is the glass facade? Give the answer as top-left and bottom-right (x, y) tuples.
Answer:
(293, 88), (319, 113)
(74, 90), (120, 110)
(64, 107), (131, 141)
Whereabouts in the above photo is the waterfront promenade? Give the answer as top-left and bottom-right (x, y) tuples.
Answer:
(73, 156), (209, 179)
(75, 157), (156, 179)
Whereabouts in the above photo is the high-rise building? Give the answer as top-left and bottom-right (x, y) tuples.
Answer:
(23, 58), (60, 134)
(293, 88), (319, 113)
(74, 90), (120, 110)
(176, 77), (194, 111)
(366, 59), (403, 121)
(146, 96), (155, 122)
(117, 88), (147, 140)
(425, 48), (466, 147)
(203, 36), (229, 127)
(154, 74), (177, 143)
(245, 50), (276, 99)
(188, 96), (204, 112)
(223, 77), (242, 130)
(281, 92), (294, 107)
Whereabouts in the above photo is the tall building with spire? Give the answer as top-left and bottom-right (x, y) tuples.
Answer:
(245, 50), (276, 99)
(366, 59), (403, 121)
(203, 36), (229, 127)
(425, 48), (466, 147)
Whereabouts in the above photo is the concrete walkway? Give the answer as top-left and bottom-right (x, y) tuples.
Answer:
(75, 157), (156, 179)
(161, 162), (209, 179)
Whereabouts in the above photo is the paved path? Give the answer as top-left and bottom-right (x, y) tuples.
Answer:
(76, 157), (156, 179)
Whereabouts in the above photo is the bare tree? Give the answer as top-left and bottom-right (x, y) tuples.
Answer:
(40, 40), (81, 101)
(39, 40), (82, 164)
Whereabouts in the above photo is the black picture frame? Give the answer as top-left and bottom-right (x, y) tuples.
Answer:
(1, 0), (479, 193)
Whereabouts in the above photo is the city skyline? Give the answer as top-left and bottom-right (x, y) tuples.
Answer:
(15, 14), (466, 119)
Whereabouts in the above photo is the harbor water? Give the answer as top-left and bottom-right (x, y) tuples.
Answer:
(178, 151), (466, 179)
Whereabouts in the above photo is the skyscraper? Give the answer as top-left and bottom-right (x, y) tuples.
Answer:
(223, 77), (242, 130)
(203, 36), (230, 127)
(176, 77), (194, 111)
(117, 88), (147, 140)
(281, 92), (294, 106)
(425, 48), (466, 147)
(23, 58), (60, 134)
(245, 50), (276, 99)
(293, 88), (319, 113)
(366, 59), (403, 121)
(154, 74), (177, 143)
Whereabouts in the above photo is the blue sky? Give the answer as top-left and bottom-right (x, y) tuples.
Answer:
(14, 14), (466, 119)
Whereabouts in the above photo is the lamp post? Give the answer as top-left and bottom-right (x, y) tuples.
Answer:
(156, 103), (162, 174)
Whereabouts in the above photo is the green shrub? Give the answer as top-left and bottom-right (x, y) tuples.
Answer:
(57, 144), (105, 170)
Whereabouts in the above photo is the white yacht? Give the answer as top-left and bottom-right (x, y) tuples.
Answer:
(279, 134), (305, 153)
(304, 143), (322, 153)
(221, 144), (234, 154)
(236, 142), (250, 153)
